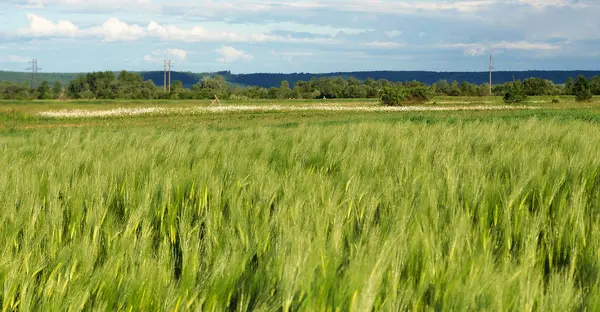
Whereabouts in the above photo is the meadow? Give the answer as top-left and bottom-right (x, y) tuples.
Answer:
(1, 97), (600, 311)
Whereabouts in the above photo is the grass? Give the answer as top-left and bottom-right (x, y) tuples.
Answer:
(1, 98), (600, 310)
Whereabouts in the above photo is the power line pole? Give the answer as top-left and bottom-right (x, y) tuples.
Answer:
(163, 59), (167, 94)
(489, 55), (493, 96)
(168, 60), (172, 93)
(27, 59), (41, 89)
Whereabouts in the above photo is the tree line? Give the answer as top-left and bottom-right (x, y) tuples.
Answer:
(1, 70), (600, 101)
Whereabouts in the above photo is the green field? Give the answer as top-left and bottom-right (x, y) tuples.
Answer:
(2, 98), (600, 310)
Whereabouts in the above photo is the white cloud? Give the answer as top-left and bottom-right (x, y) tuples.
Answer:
(18, 0), (153, 10)
(162, 0), (494, 16)
(364, 41), (405, 49)
(215, 46), (252, 63)
(167, 48), (187, 61)
(442, 40), (561, 56)
(385, 30), (404, 38)
(514, 0), (586, 10)
(147, 21), (246, 42)
(351, 0), (495, 13)
(16, 14), (338, 44)
(18, 14), (145, 41)
(146, 21), (334, 44)
(143, 48), (188, 62)
(18, 13), (78, 37)
(490, 41), (560, 50)
(270, 51), (316, 57)
(88, 18), (145, 41)
(270, 50), (316, 62)
(17, 0), (583, 15)
(464, 47), (486, 56)
(0, 55), (31, 63)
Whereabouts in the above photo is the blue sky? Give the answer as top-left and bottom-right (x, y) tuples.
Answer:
(1, 0), (599, 73)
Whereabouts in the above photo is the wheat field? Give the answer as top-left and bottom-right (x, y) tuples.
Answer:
(1, 103), (600, 310)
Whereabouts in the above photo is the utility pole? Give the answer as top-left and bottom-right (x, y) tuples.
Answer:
(27, 59), (41, 89)
(163, 60), (167, 94)
(489, 55), (493, 96)
(168, 60), (172, 93)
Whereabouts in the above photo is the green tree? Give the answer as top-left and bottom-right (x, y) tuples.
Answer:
(344, 84), (368, 98)
(170, 80), (188, 99)
(522, 77), (556, 96)
(347, 77), (361, 86)
(36, 81), (52, 99)
(68, 71), (115, 99)
(503, 80), (527, 104)
(434, 80), (450, 96)
(293, 80), (316, 99)
(52, 81), (62, 97)
(475, 84), (491, 96)
(237, 86), (268, 99)
(1, 82), (32, 100)
(140, 80), (157, 99)
(277, 80), (293, 99)
(564, 77), (574, 95)
(198, 75), (229, 99)
(573, 75), (592, 102)
(449, 81), (461, 96)
(267, 87), (278, 99)
(380, 86), (405, 106)
(364, 78), (379, 97)
(405, 86), (433, 102)
(78, 90), (94, 99)
(312, 77), (346, 99)
(589, 76), (600, 95)
(460, 81), (476, 96)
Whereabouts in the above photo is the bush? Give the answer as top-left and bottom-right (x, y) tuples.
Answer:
(380, 86), (432, 106)
(574, 75), (593, 102)
(78, 90), (94, 100)
(405, 86), (433, 103)
(503, 81), (527, 104)
(380, 86), (405, 106)
(504, 91), (526, 104)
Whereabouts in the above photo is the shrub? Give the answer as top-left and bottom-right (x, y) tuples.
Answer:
(574, 75), (593, 102)
(405, 86), (433, 103)
(503, 81), (527, 104)
(380, 86), (433, 106)
(78, 90), (94, 100)
(380, 86), (406, 106)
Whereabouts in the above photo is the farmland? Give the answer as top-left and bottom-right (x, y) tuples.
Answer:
(2, 97), (600, 310)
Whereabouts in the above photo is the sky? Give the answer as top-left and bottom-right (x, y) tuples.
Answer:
(1, 0), (599, 73)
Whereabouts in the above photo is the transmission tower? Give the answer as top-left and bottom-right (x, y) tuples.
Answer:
(27, 59), (41, 88)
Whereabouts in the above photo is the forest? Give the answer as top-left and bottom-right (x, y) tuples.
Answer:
(1, 70), (600, 101)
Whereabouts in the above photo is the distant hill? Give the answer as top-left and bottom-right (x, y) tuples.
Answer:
(139, 71), (206, 88)
(0, 71), (206, 88)
(0, 71), (82, 86)
(226, 71), (600, 88)
(2, 70), (600, 88)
